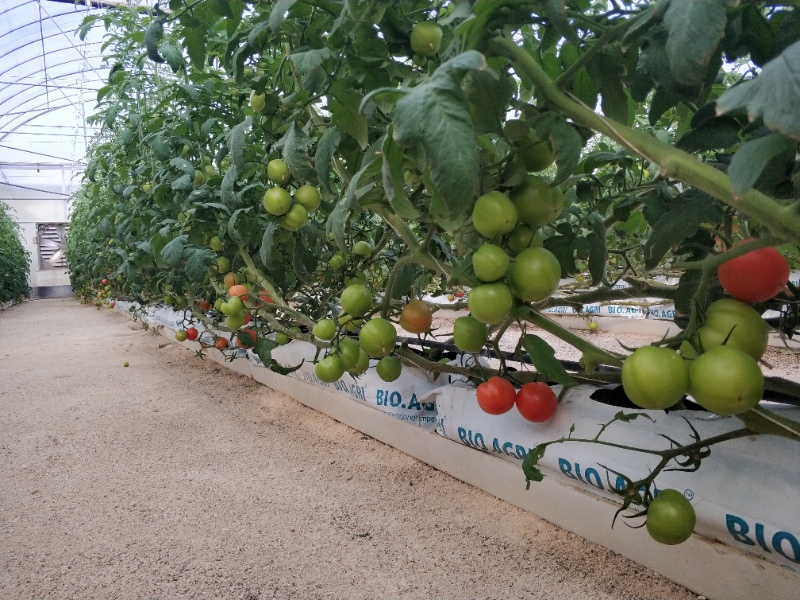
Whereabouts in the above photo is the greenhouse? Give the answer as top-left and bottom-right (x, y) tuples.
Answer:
(1, 1), (798, 599)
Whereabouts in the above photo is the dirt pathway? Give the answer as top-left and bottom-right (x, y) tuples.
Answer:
(0, 299), (697, 600)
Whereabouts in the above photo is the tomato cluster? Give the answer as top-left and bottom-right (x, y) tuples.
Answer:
(476, 377), (559, 423)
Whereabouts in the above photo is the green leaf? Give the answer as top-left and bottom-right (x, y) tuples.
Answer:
(737, 406), (800, 442)
(586, 213), (607, 285)
(171, 174), (193, 191)
(675, 117), (741, 153)
(144, 17), (166, 64)
(521, 334), (578, 387)
(227, 117), (251, 172)
(522, 444), (546, 487)
(209, 0), (233, 18)
(728, 134), (797, 199)
(269, 357), (304, 376)
(648, 87), (680, 125)
(381, 130), (422, 220)
(259, 222), (278, 269)
(662, 0), (727, 89)
(314, 125), (341, 193)
(269, 0), (298, 35)
(184, 248), (214, 282)
(289, 48), (334, 76)
(227, 207), (252, 239)
(544, 0), (579, 44)
(160, 43), (185, 73)
(328, 81), (369, 149)
(547, 119), (583, 186)
(255, 337), (278, 366)
(463, 68), (513, 135)
(221, 164), (238, 204)
(716, 41), (800, 140)
(161, 235), (188, 267)
(170, 157), (195, 178)
(281, 122), (318, 184)
(644, 190), (723, 268)
(392, 51), (486, 223)
(587, 50), (630, 125)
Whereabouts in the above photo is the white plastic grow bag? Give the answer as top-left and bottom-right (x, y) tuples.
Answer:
(425, 383), (800, 572)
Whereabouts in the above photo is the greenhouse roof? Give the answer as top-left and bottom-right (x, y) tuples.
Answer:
(0, 0), (135, 197)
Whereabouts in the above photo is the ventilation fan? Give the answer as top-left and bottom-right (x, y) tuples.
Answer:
(37, 224), (69, 269)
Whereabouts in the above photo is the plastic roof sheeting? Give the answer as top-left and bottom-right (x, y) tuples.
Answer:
(0, 0), (115, 196)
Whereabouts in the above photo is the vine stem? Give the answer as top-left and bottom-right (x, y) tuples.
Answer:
(674, 235), (784, 270)
(493, 36), (800, 244)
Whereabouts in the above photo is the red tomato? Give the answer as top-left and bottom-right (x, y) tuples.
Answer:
(186, 327), (199, 341)
(717, 241), (790, 303)
(215, 337), (229, 350)
(198, 300), (211, 311)
(476, 376), (516, 415)
(228, 284), (249, 301)
(235, 329), (257, 349)
(515, 382), (558, 422)
(243, 313), (251, 325)
(399, 300), (433, 334)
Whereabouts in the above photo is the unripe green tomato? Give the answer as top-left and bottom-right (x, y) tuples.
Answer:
(588, 321), (599, 331)
(349, 349), (370, 376)
(471, 191), (518, 238)
(352, 241), (372, 258)
(410, 22), (443, 57)
(220, 296), (243, 316)
(214, 298), (224, 312)
(646, 489), (696, 545)
(519, 138), (555, 172)
(294, 184), (321, 211)
(164, 294), (176, 306)
(467, 283), (513, 325)
(345, 271), (367, 287)
(224, 312), (247, 330)
(511, 175), (564, 226)
(621, 346), (689, 410)
(275, 332), (291, 345)
(142, 182), (152, 193)
(338, 337), (361, 370)
(359, 318), (397, 357)
(282, 203), (308, 230)
(680, 299), (768, 361)
(267, 158), (290, 185)
(250, 90), (266, 113)
(453, 316), (488, 353)
(506, 247), (561, 302)
(209, 236), (224, 252)
(329, 254), (346, 270)
(263, 187), (293, 216)
(216, 256), (231, 272)
(315, 354), (345, 383)
(376, 356), (402, 382)
(472, 243), (510, 282)
(193, 169), (206, 185)
(688, 345), (763, 415)
(506, 225), (543, 255)
(340, 284), (372, 318)
(175, 330), (188, 342)
(313, 318), (337, 341)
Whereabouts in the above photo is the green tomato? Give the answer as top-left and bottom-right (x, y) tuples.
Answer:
(519, 137), (555, 172)
(647, 489), (696, 546)
(313, 318), (337, 341)
(688, 345), (763, 415)
(340, 284), (372, 318)
(282, 203), (308, 230)
(359, 318), (397, 357)
(349, 349), (370, 376)
(467, 283), (513, 325)
(453, 316), (488, 353)
(337, 337), (361, 370)
(220, 296), (243, 316)
(511, 175), (564, 226)
(506, 225), (543, 255)
(621, 346), (689, 410)
(216, 256), (231, 273)
(410, 22), (443, 57)
(275, 332), (291, 345)
(225, 312), (246, 330)
(345, 271), (367, 287)
(193, 169), (206, 186)
(267, 159), (290, 185)
(294, 185), (321, 211)
(680, 299), (768, 361)
(209, 236), (224, 252)
(250, 91), (266, 112)
(471, 191), (518, 238)
(329, 254), (346, 270)
(507, 247), (561, 302)
(175, 330), (188, 342)
(315, 354), (345, 383)
(352, 241), (372, 258)
(263, 187), (293, 216)
(472, 243), (510, 282)
(376, 356), (402, 382)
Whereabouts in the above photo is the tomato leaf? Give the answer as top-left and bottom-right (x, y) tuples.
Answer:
(644, 190), (723, 269)
(675, 116), (741, 153)
(220, 164), (237, 205)
(161, 235), (188, 267)
(392, 51), (486, 224)
(522, 444), (548, 488)
(521, 334), (578, 387)
(381, 130), (422, 220)
(184, 247), (214, 282)
(314, 125), (341, 194)
(328, 81), (369, 149)
(144, 16), (166, 64)
(289, 47), (334, 77)
(463, 68), (513, 135)
(227, 117), (251, 172)
(170, 157), (195, 178)
(662, 0), (727, 90)
(254, 337), (277, 366)
(716, 41), (800, 140)
(171, 174), (193, 191)
(727, 133), (797, 199)
(160, 43), (185, 73)
(259, 221), (278, 269)
(737, 405), (800, 442)
(269, 0), (298, 35)
(280, 122), (318, 184)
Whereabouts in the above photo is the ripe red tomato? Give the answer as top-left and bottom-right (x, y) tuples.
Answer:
(198, 300), (211, 311)
(515, 382), (558, 422)
(399, 300), (432, 334)
(215, 337), (229, 350)
(717, 241), (790, 303)
(228, 284), (249, 301)
(186, 327), (199, 341)
(476, 376), (516, 415)
(101, 278), (109, 285)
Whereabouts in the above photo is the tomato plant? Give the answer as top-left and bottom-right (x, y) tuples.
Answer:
(477, 377), (516, 415)
(515, 383), (559, 423)
(646, 490), (696, 546)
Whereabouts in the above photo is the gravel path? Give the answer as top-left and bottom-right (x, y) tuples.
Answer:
(0, 299), (700, 600)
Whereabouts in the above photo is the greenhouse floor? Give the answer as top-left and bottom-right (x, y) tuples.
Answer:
(0, 298), (698, 600)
